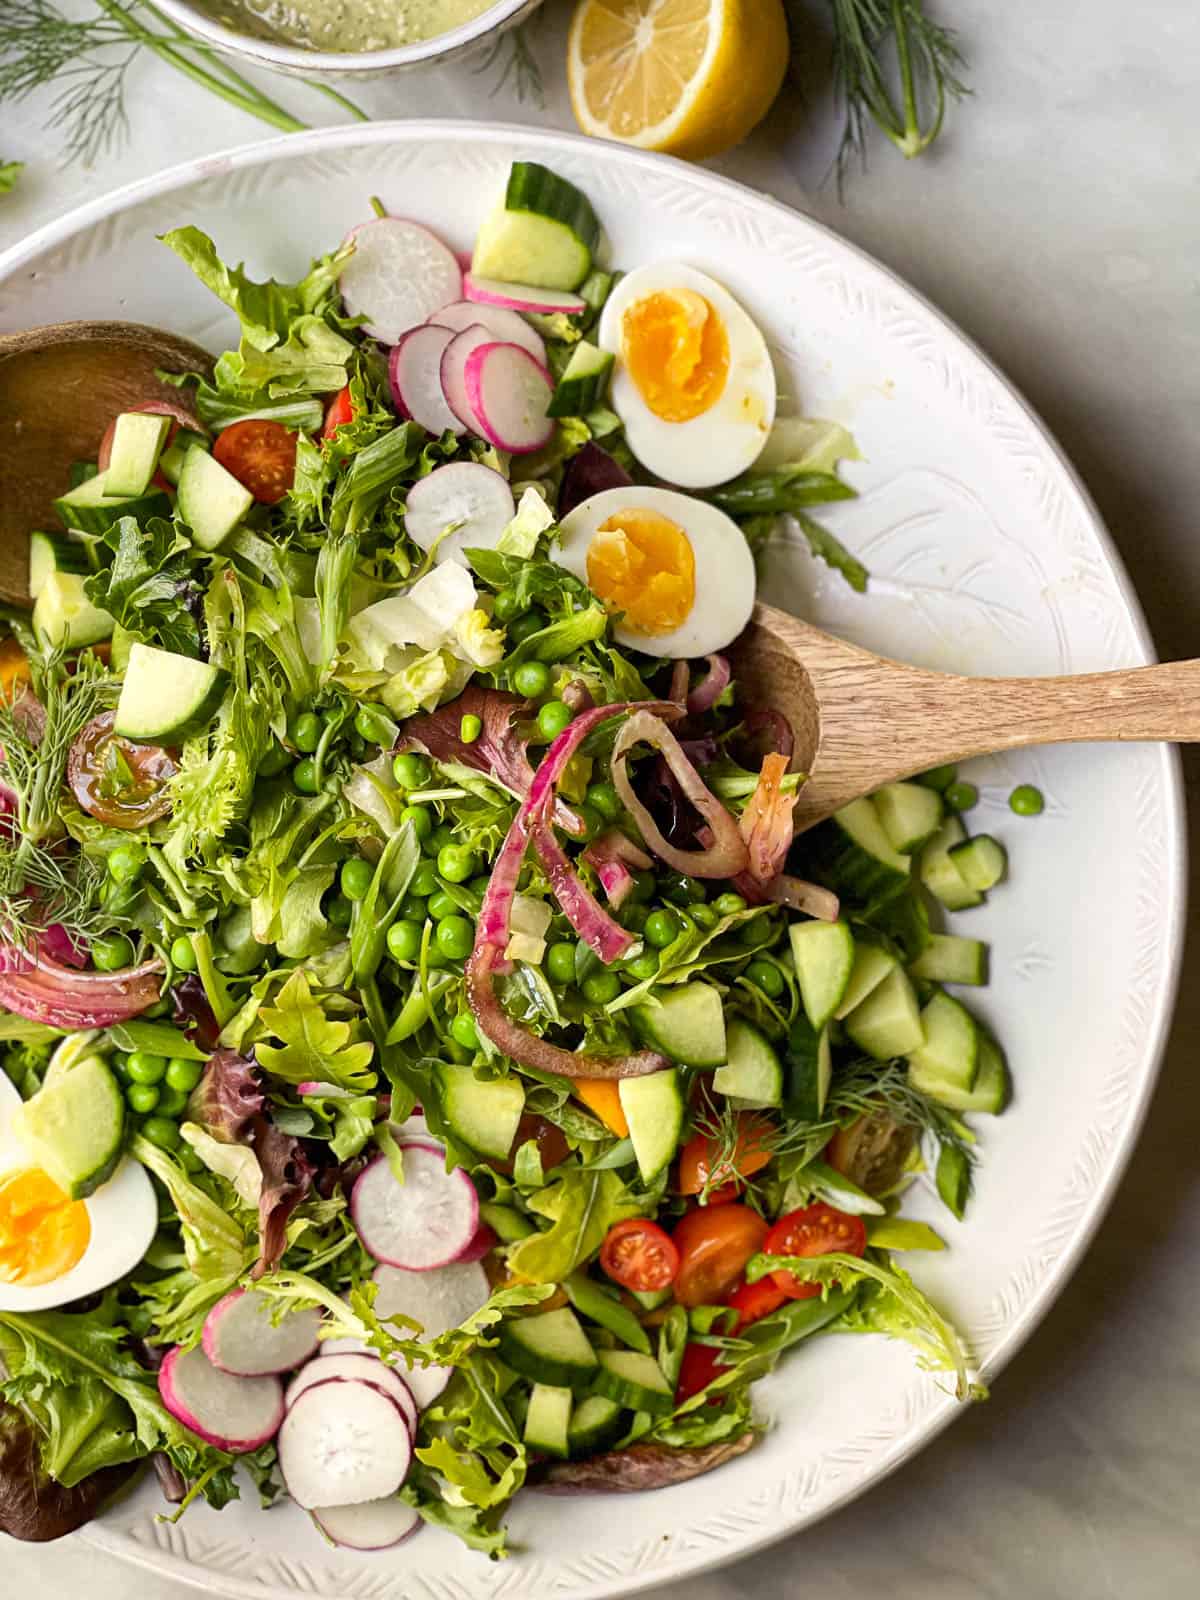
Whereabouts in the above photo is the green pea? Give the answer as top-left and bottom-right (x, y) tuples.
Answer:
(644, 908), (680, 949)
(429, 823), (456, 855)
(437, 844), (477, 884)
(399, 803), (433, 841)
(387, 919), (424, 963)
(397, 894), (429, 923)
(292, 757), (319, 794)
(91, 933), (134, 972)
(165, 1057), (203, 1094)
(536, 699), (572, 741)
(738, 917), (767, 945)
(110, 1051), (132, 1081)
(393, 752), (430, 790)
(157, 1086), (189, 1118)
(468, 874), (493, 901)
(436, 915), (474, 961)
(326, 894), (353, 929)
(126, 1051), (166, 1085)
(107, 844), (145, 884)
(126, 1082), (160, 1115)
(290, 711), (323, 754)
(620, 902), (650, 934)
(179, 1145), (205, 1173)
(507, 609), (546, 645)
(624, 951), (659, 982)
(492, 589), (522, 623)
(582, 971), (621, 1005)
(449, 1012), (480, 1051)
(627, 871), (655, 904)
(170, 935), (197, 972)
(428, 891), (459, 921)
(513, 659), (551, 698)
(341, 857), (375, 901)
(945, 781), (979, 813)
(141, 1115), (180, 1149)
(354, 705), (391, 745)
(258, 741), (291, 777)
(745, 958), (785, 998)
(460, 713), (482, 744)
(1010, 784), (1044, 816)
(546, 942), (577, 985)
(585, 781), (621, 822)
(918, 763), (958, 792)
(690, 903), (719, 930)
(664, 873), (705, 905)
(573, 803), (604, 841)
(713, 892), (747, 917)
(409, 860), (440, 898)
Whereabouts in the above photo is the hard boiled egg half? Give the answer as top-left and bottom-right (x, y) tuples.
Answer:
(598, 263), (776, 489)
(556, 486), (755, 659)
(0, 1066), (157, 1312)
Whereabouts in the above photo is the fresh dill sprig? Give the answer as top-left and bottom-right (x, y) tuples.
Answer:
(475, 17), (545, 108)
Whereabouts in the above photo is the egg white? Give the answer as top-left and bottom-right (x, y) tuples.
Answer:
(0, 1070), (158, 1312)
(598, 262), (777, 490)
(555, 487), (756, 660)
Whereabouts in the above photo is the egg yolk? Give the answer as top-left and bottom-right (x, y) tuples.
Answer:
(621, 290), (730, 423)
(0, 1167), (90, 1287)
(587, 509), (696, 636)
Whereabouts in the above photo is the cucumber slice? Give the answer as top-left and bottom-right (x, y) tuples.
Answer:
(631, 982), (726, 1067)
(105, 411), (171, 497)
(14, 1056), (124, 1199)
(524, 1383), (573, 1459)
(618, 1068), (684, 1183)
(806, 798), (911, 908)
(53, 471), (171, 537)
(948, 835), (1008, 892)
(843, 967), (924, 1060)
(833, 942), (897, 1020)
(29, 530), (88, 598)
(916, 1033), (1010, 1114)
(712, 1018), (783, 1108)
(785, 1013), (832, 1120)
(907, 991), (980, 1097)
(496, 1307), (598, 1390)
(789, 919), (855, 1029)
(909, 933), (989, 986)
(567, 1393), (625, 1456)
(547, 341), (614, 418)
(874, 781), (944, 853)
(176, 444), (253, 551)
(32, 570), (113, 649)
(563, 1272), (651, 1355)
(437, 1063), (525, 1162)
(919, 818), (983, 910)
(590, 1349), (674, 1416)
(158, 429), (209, 486)
(113, 641), (226, 742)
(472, 162), (601, 291)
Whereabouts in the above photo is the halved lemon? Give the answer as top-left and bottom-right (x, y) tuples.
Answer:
(567, 0), (790, 162)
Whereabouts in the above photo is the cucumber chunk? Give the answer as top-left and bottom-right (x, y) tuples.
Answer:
(176, 444), (253, 551)
(631, 982), (726, 1067)
(547, 341), (614, 418)
(437, 1063), (525, 1162)
(619, 1068), (684, 1183)
(14, 1056), (124, 1199)
(909, 933), (989, 986)
(496, 1307), (598, 1390)
(919, 818), (983, 910)
(712, 1018), (783, 1108)
(843, 967), (924, 1060)
(806, 797), (911, 908)
(473, 162), (601, 291)
(907, 990), (980, 1097)
(590, 1349), (674, 1416)
(917, 1033), (1010, 1114)
(28, 530), (87, 598)
(789, 919), (855, 1029)
(567, 1393), (625, 1456)
(833, 942), (897, 1020)
(32, 570), (113, 649)
(524, 1383), (573, 1459)
(874, 781), (945, 853)
(948, 835), (1008, 892)
(158, 429), (209, 486)
(785, 1012), (832, 1120)
(105, 411), (171, 497)
(114, 642), (226, 742)
(53, 471), (172, 537)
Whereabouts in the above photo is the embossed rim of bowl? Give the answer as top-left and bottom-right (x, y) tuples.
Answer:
(149, 0), (540, 74)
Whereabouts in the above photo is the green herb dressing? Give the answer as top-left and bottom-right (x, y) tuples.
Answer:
(202, 0), (496, 54)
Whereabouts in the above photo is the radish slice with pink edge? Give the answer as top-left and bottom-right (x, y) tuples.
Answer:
(464, 274), (586, 317)
(339, 218), (462, 345)
(202, 1287), (322, 1377)
(464, 343), (555, 455)
(313, 1337), (450, 1409)
(277, 1378), (412, 1510)
(388, 326), (464, 437)
(158, 1345), (284, 1453)
(288, 1354), (418, 1437)
(429, 300), (547, 365)
(312, 1497), (422, 1551)
(373, 1258), (490, 1409)
(438, 324), (493, 433)
(351, 1141), (479, 1270)
(404, 460), (515, 565)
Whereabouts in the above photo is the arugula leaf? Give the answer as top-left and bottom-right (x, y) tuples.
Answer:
(255, 969), (376, 1092)
(84, 516), (201, 657)
(607, 905), (773, 1011)
(107, 1019), (208, 1062)
(505, 1169), (642, 1282)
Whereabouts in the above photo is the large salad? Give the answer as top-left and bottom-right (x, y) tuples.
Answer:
(0, 162), (1016, 1556)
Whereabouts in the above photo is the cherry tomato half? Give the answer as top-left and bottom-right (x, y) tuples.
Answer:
(213, 419), (297, 505)
(66, 711), (177, 829)
(677, 1111), (775, 1196)
(489, 1113), (570, 1176)
(726, 1278), (791, 1328)
(600, 1218), (680, 1293)
(671, 1203), (767, 1308)
(673, 1277), (791, 1403)
(322, 385), (355, 439)
(827, 1111), (916, 1196)
(761, 1202), (867, 1300)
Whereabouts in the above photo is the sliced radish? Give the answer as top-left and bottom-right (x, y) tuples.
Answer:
(394, 1110), (430, 1142)
(464, 343), (555, 455)
(465, 274), (586, 317)
(438, 324), (493, 433)
(453, 1220), (499, 1263)
(277, 1378), (412, 1510)
(317, 1332), (447, 1408)
(320, 1336), (372, 1359)
(158, 1344), (284, 1454)
(404, 460), (515, 565)
(340, 219), (462, 346)
(288, 1355), (418, 1437)
(312, 1497), (422, 1551)
(352, 1141), (479, 1271)
(202, 1288), (322, 1377)
(388, 326), (464, 437)
(373, 1259), (489, 1341)
(430, 300), (547, 365)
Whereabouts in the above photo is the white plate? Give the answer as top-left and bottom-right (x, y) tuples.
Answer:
(0, 123), (1184, 1600)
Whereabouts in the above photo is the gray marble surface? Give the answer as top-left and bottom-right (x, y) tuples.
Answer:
(2, 1), (1199, 1594)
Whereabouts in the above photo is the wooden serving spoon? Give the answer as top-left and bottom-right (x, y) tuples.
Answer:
(0, 321), (214, 607)
(731, 602), (1200, 832)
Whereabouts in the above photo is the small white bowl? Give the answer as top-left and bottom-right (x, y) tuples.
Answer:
(150, 0), (545, 80)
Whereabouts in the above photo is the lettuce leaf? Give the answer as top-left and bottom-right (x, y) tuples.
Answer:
(255, 969), (376, 1092)
(505, 1169), (642, 1283)
(84, 516), (202, 657)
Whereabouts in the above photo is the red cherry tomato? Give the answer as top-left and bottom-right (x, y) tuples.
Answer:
(599, 1218), (680, 1293)
(673, 1276), (791, 1403)
(675, 1340), (724, 1403)
(322, 385), (355, 439)
(726, 1278), (791, 1328)
(676, 1112), (775, 1196)
(761, 1202), (867, 1300)
(671, 1204), (767, 1308)
(212, 419), (297, 504)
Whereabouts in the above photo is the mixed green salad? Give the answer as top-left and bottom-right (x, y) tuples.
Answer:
(0, 162), (1019, 1556)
